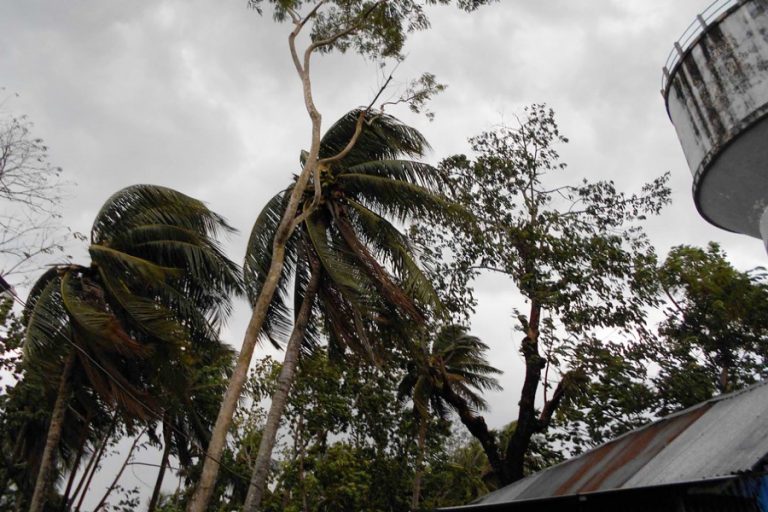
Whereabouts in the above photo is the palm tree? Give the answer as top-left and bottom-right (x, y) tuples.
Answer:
(23, 185), (242, 512)
(398, 324), (501, 511)
(242, 109), (458, 510)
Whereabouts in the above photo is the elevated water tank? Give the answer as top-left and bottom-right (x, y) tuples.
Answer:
(664, 0), (768, 243)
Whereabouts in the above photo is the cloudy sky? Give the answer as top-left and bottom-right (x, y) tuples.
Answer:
(3, 0), (766, 507)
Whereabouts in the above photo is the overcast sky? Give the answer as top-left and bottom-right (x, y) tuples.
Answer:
(3, 0), (766, 507)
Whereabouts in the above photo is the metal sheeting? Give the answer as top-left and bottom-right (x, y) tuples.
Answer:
(470, 380), (768, 507)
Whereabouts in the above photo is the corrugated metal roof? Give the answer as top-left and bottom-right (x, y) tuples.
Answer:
(459, 380), (768, 508)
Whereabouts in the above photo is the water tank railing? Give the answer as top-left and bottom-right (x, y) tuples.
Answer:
(661, 0), (741, 96)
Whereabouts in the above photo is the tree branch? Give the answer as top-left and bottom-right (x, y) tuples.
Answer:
(538, 377), (568, 431)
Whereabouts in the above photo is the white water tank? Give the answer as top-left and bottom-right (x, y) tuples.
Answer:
(664, 0), (768, 243)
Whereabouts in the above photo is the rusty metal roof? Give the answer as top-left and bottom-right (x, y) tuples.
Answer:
(455, 380), (768, 509)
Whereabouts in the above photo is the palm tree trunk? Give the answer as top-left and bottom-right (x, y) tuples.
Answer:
(187, 162), (321, 512)
(148, 417), (173, 512)
(410, 415), (428, 511)
(73, 414), (117, 512)
(93, 428), (145, 511)
(185, 7), (377, 508)
(29, 350), (75, 512)
(61, 417), (91, 510)
(243, 260), (321, 512)
(438, 381), (507, 483)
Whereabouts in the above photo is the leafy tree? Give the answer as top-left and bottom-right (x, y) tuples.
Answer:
(550, 337), (658, 455)
(398, 324), (500, 510)
(655, 243), (768, 406)
(159, 351), (435, 512)
(411, 104), (670, 483)
(191, 2), (496, 509)
(22, 185), (242, 512)
(0, 296), (36, 507)
(553, 243), (768, 455)
(243, 108), (452, 508)
(260, 350), (429, 512)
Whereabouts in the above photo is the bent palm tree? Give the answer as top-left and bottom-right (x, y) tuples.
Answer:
(242, 109), (459, 510)
(398, 324), (501, 511)
(24, 185), (242, 512)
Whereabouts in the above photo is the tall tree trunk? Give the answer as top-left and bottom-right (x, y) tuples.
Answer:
(296, 412), (309, 512)
(148, 417), (173, 512)
(410, 415), (428, 511)
(185, 5), (379, 507)
(29, 351), (75, 512)
(186, 81), (324, 512)
(243, 260), (322, 512)
(505, 302), (544, 482)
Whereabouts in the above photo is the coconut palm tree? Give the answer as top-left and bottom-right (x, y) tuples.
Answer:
(398, 324), (501, 511)
(23, 185), (242, 512)
(242, 109), (460, 510)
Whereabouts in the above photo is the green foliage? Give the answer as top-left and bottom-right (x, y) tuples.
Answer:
(0, 297), (33, 505)
(245, 109), (452, 359)
(656, 243), (768, 408)
(414, 104), (669, 327)
(410, 104), (670, 482)
(555, 243), (768, 454)
(246, 1), (495, 61)
(553, 337), (658, 455)
(18, 185), (241, 508)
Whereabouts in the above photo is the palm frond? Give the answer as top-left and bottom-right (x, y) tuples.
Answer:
(91, 185), (234, 245)
(346, 200), (442, 313)
(89, 245), (181, 286)
(345, 160), (447, 190)
(244, 190), (300, 346)
(319, 109), (430, 168)
(60, 272), (153, 358)
(23, 271), (70, 363)
(305, 210), (378, 312)
(92, 271), (189, 348)
(292, 241), (322, 354)
(337, 173), (465, 224)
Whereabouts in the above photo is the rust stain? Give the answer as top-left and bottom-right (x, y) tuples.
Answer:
(554, 404), (712, 497)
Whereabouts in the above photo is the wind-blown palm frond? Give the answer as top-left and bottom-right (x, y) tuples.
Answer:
(246, 109), (455, 360)
(22, 184), (242, 509)
(319, 108), (430, 167)
(337, 173), (464, 223)
(91, 185), (234, 245)
(244, 190), (300, 346)
(345, 159), (447, 189)
(23, 269), (70, 366)
(399, 325), (502, 420)
(345, 200), (441, 311)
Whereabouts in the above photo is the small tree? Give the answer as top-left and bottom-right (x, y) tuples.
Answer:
(411, 105), (670, 484)
(397, 324), (501, 510)
(0, 104), (67, 281)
